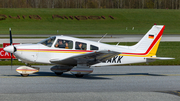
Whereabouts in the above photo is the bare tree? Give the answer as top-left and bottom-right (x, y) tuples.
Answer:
(0, 0), (179, 9)
(172, 0), (174, 9)
(142, 0), (144, 9)
(176, 0), (178, 9)
(158, 0), (163, 9)
(116, 0), (119, 8)
(128, 0), (131, 8)
(35, 0), (40, 8)
(98, 0), (101, 8)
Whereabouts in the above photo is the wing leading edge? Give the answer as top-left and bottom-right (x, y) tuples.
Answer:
(50, 50), (120, 66)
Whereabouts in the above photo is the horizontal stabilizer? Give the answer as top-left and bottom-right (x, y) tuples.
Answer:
(146, 57), (174, 63)
(146, 57), (175, 60)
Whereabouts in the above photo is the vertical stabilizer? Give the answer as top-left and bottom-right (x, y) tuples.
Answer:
(131, 25), (165, 56)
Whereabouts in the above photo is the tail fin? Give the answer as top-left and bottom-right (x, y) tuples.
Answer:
(131, 25), (165, 56)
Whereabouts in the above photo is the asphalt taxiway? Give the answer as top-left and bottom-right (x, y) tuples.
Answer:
(0, 35), (180, 44)
(0, 65), (179, 101)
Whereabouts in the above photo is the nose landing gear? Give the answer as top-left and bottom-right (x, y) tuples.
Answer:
(16, 66), (40, 77)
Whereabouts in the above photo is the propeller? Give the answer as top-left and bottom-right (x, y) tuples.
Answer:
(9, 28), (13, 70)
(3, 28), (17, 70)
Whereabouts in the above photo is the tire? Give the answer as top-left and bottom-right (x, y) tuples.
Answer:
(55, 72), (63, 75)
(21, 74), (29, 77)
(75, 74), (84, 78)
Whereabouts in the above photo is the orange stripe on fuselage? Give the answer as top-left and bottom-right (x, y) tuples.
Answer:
(17, 49), (93, 54)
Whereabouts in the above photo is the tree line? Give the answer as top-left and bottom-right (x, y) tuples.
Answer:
(0, 0), (180, 9)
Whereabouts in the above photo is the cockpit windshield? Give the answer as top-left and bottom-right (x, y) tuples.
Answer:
(38, 36), (56, 47)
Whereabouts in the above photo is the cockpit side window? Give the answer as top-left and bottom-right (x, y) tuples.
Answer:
(75, 42), (87, 50)
(90, 45), (99, 50)
(55, 39), (73, 49)
(39, 36), (56, 47)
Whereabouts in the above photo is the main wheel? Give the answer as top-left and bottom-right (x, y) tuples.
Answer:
(21, 74), (29, 77)
(55, 72), (63, 75)
(75, 74), (84, 78)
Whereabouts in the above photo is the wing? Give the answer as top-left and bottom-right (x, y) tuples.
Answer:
(50, 50), (120, 66)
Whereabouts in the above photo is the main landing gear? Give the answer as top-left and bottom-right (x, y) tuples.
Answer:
(51, 65), (93, 78)
(51, 65), (73, 76)
(70, 68), (93, 78)
(16, 66), (40, 77)
(74, 74), (84, 78)
(69, 58), (94, 78)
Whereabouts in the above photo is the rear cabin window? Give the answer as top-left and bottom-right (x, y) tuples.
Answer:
(75, 42), (87, 50)
(54, 39), (73, 49)
(90, 45), (99, 50)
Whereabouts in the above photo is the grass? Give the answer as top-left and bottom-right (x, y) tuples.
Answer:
(148, 42), (180, 65)
(0, 9), (180, 35)
(0, 42), (179, 65)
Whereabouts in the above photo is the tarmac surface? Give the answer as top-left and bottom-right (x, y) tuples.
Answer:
(0, 65), (180, 101)
(0, 34), (180, 44)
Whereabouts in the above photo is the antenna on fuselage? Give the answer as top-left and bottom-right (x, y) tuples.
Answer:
(116, 42), (120, 46)
(98, 33), (107, 43)
(57, 30), (59, 34)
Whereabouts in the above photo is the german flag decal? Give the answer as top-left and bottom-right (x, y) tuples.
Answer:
(149, 34), (154, 39)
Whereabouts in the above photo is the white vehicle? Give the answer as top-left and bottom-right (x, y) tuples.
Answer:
(4, 25), (173, 77)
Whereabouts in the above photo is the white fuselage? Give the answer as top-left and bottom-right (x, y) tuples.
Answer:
(3, 25), (168, 77)
(13, 36), (147, 67)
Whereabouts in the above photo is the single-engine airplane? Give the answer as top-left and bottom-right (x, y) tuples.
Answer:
(4, 25), (174, 77)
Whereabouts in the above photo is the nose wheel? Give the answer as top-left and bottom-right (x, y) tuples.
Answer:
(21, 74), (29, 77)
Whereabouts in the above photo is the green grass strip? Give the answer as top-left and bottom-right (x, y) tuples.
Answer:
(0, 9), (180, 35)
